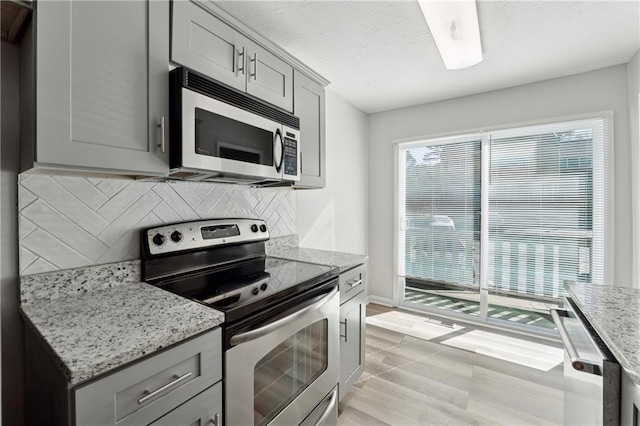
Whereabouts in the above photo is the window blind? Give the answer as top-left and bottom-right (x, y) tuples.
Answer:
(402, 139), (481, 288)
(486, 118), (608, 300)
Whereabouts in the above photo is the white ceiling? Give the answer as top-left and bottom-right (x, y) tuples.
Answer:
(216, 0), (640, 114)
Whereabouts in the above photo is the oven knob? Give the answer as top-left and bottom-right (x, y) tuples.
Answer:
(170, 231), (183, 243)
(251, 287), (260, 295)
(251, 224), (259, 233)
(152, 233), (166, 246)
(260, 224), (267, 232)
(260, 283), (268, 291)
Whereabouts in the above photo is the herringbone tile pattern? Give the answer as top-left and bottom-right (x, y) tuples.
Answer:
(19, 175), (296, 275)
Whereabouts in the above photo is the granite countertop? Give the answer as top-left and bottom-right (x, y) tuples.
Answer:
(268, 246), (368, 273)
(566, 282), (640, 387)
(20, 260), (224, 386)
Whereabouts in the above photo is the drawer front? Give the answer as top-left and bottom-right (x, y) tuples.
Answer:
(75, 328), (221, 426)
(339, 264), (366, 304)
(150, 382), (222, 426)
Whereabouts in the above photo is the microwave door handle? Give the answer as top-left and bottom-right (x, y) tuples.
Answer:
(274, 128), (284, 172)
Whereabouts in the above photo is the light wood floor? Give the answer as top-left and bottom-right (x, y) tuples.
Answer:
(337, 304), (564, 426)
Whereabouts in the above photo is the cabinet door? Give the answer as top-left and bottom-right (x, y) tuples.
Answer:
(621, 371), (640, 426)
(339, 290), (366, 402)
(293, 70), (326, 188)
(171, 0), (247, 93)
(245, 41), (294, 112)
(150, 382), (222, 426)
(36, 0), (169, 175)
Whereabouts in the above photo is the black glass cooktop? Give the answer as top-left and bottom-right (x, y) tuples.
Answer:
(153, 256), (338, 323)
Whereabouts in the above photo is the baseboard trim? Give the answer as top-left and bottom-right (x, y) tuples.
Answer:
(367, 295), (394, 307)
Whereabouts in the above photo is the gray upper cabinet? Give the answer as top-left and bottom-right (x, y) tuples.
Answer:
(35, 0), (170, 176)
(171, 0), (246, 93)
(245, 41), (294, 112)
(172, 0), (294, 112)
(293, 70), (326, 188)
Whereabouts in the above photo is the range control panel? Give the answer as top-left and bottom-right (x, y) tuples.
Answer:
(144, 218), (269, 256)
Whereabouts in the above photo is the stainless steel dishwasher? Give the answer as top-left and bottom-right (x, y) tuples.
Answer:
(551, 298), (621, 426)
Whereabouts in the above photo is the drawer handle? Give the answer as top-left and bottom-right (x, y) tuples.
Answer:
(347, 279), (363, 289)
(137, 371), (193, 405)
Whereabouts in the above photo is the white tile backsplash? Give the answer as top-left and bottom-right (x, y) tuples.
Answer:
(18, 175), (296, 275)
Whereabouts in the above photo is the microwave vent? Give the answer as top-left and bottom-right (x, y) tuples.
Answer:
(184, 70), (299, 130)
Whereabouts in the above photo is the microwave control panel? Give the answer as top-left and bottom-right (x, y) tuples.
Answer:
(283, 136), (298, 177)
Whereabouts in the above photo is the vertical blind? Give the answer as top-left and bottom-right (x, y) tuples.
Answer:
(402, 139), (481, 288)
(401, 115), (609, 302)
(487, 118), (608, 299)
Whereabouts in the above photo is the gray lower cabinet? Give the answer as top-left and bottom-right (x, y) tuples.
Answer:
(150, 382), (222, 426)
(293, 70), (326, 189)
(32, 0), (169, 176)
(621, 371), (640, 425)
(172, 0), (294, 112)
(25, 327), (222, 426)
(338, 264), (366, 402)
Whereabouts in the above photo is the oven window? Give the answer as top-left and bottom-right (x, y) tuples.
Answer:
(253, 319), (328, 426)
(194, 108), (273, 166)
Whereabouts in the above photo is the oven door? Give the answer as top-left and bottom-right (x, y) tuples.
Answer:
(225, 284), (339, 426)
(181, 88), (284, 180)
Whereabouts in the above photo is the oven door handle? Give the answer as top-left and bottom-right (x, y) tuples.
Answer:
(550, 308), (602, 375)
(229, 286), (338, 347)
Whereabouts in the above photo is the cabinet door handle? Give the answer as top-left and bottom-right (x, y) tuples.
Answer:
(237, 47), (245, 75)
(300, 151), (303, 174)
(208, 412), (220, 425)
(250, 53), (257, 80)
(340, 319), (348, 342)
(157, 116), (166, 153)
(137, 371), (192, 405)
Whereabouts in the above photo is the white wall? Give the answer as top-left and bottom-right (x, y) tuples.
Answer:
(297, 89), (369, 254)
(628, 50), (640, 288)
(368, 65), (632, 302)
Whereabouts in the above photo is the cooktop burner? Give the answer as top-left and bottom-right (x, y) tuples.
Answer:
(141, 218), (339, 323)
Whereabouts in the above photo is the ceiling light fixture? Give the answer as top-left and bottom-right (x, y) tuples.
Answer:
(418, 0), (483, 70)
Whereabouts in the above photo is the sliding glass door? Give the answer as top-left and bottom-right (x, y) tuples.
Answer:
(398, 135), (483, 317)
(396, 117), (609, 331)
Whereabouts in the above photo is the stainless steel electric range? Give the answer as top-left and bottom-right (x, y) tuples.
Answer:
(141, 218), (340, 426)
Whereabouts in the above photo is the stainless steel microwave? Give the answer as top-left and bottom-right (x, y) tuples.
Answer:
(169, 67), (300, 185)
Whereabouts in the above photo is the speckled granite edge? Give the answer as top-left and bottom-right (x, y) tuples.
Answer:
(21, 281), (224, 385)
(268, 246), (368, 273)
(265, 235), (299, 253)
(21, 260), (141, 305)
(566, 283), (640, 387)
